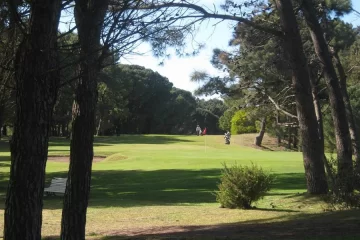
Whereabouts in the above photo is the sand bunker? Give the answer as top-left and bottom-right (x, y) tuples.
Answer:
(48, 156), (106, 163)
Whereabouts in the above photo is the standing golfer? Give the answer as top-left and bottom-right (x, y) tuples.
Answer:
(196, 125), (201, 136)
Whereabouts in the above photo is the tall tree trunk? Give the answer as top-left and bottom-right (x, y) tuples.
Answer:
(275, 0), (328, 194)
(309, 70), (336, 186)
(301, 0), (353, 193)
(4, 0), (61, 239)
(60, 1), (109, 239)
(254, 117), (266, 146)
(287, 127), (292, 149)
(293, 129), (298, 149)
(332, 51), (360, 166)
(312, 86), (324, 148)
(2, 125), (7, 137)
(0, 105), (4, 139)
(62, 123), (66, 137)
(309, 69), (324, 150)
(275, 111), (282, 145)
(96, 117), (102, 136)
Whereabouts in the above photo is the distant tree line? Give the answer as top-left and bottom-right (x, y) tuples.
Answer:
(47, 63), (227, 136)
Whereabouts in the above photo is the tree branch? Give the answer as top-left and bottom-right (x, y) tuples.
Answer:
(347, 65), (360, 74)
(136, 2), (284, 38)
(196, 107), (219, 119)
(267, 95), (298, 119)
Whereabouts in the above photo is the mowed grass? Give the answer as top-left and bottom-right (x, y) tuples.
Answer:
(0, 134), (359, 239)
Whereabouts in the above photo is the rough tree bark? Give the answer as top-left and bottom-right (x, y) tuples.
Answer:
(0, 1), (16, 141)
(275, 0), (328, 194)
(287, 127), (293, 149)
(309, 69), (336, 184)
(96, 118), (102, 136)
(60, 0), (109, 239)
(61, 123), (66, 137)
(254, 117), (266, 146)
(0, 105), (3, 139)
(301, 0), (353, 193)
(4, 0), (61, 239)
(2, 125), (7, 136)
(293, 130), (298, 149)
(332, 52), (360, 164)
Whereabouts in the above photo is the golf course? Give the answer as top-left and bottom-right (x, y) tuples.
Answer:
(0, 134), (359, 239)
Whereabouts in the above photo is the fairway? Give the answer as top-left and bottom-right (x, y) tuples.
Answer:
(0, 134), (359, 239)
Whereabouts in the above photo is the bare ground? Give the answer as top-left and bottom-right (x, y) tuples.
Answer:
(47, 156), (106, 163)
(94, 210), (360, 239)
(233, 133), (295, 151)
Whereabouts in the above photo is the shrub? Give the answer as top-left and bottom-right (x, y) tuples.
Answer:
(215, 162), (274, 209)
(322, 192), (360, 211)
(230, 110), (257, 134)
(219, 109), (235, 131)
(322, 155), (360, 211)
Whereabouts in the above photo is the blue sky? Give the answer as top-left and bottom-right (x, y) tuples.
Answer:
(119, 0), (235, 95)
(120, 0), (360, 96)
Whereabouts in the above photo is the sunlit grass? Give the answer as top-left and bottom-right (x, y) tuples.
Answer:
(0, 134), (359, 239)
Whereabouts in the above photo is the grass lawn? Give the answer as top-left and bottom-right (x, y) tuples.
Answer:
(0, 134), (359, 240)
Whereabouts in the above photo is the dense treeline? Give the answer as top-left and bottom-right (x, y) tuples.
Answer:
(47, 64), (227, 136)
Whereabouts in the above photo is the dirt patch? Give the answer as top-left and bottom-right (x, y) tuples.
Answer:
(96, 213), (360, 239)
(107, 155), (128, 161)
(234, 133), (297, 152)
(48, 156), (106, 163)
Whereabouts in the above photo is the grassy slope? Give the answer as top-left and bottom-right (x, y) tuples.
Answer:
(0, 134), (359, 239)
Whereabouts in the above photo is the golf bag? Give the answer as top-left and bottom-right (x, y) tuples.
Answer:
(224, 132), (231, 145)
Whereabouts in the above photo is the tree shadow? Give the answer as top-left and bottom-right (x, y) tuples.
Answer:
(38, 171), (308, 210)
(0, 158), (308, 210)
(42, 209), (360, 240)
(42, 169), (221, 209)
(0, 156), (11, 181)
(48, 137), (109, 147)
(94, 209), (360, 240)
(48, 135), (195, 148)
(0, 139), (10, 153)
(252, 207), (300, 212)
(94, 135), (195, 144)
(253, 144), (274, 151)
(272, 172), (307, 190)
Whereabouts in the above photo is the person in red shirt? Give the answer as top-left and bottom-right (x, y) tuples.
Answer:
(202, 127), (207, 136)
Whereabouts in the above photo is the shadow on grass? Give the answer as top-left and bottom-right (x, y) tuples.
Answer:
(37, 171), (307, 210)
(48, 135), (195, 147)
(272, 172), (307, 190)
(0, 138), (10, 152)
(253, 144), (274, 151)
(253, 207), (300, 212)
(98, 210), (360, 240)
(42, 209), (360, 240)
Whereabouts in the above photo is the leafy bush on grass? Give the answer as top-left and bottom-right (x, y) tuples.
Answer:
(230, 110), (257, 134)
(322, 192), (360, 211)
(215, 162), (274, 209)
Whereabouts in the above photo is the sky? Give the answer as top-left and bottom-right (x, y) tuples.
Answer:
(119, 0), (360, 97)
(119, 0), (236, 96)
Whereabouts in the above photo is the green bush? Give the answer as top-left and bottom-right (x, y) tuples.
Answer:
(322, 155), (360, 210)
(219, 109), (235, 131)
(230, 110), (257, 134)
(215, 162), (274, 209)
